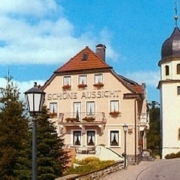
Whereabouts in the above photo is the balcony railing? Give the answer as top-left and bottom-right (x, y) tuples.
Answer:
(57, 112), (106, 124)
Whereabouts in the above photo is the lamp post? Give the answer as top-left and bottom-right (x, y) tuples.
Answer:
(24, 82), (45, 180)
(123, 124), (128, 169)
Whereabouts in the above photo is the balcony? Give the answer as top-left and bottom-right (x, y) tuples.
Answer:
(139, 113), (149, 129)
(56, 112), (106, 134)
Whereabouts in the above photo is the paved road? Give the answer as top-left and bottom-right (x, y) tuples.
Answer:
(101, 158), (180, 180)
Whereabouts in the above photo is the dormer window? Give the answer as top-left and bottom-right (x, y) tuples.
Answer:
(82, 53), (88, 61)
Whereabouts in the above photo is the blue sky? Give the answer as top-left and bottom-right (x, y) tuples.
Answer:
(0, 0), (177, 102)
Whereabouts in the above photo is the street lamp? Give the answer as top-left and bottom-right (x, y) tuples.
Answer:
(24, 82), (45, 180)
(123, 124), (128, 169)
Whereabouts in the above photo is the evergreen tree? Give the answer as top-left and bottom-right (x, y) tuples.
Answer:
(0, 73), (30, 179)
(36, 106), (69, 180)
(14, 130), (32, 180)
(147, 101), (160, 156)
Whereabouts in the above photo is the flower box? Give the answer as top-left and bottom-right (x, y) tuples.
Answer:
(109, 111), (120, 118)
(78, 84), (87, 88)
(49, 112), (57, 118)
(93, 82), (104, 88)
(62, 84), (71, 90)
(65, 117), (78, 122)
(82, 116), (95, 122)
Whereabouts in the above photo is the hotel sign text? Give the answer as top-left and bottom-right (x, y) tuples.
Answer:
(47, 90), (121, 100)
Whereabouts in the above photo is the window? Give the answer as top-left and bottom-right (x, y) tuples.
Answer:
(178, 128), (180, 140)
(63, 76), (71, 85)
(165, 65), (169, 76)
(79, 75), (87, 85)
(177, 64), (180, 74)
(87, 131), (95, 146)
(73, 102), (81, 120)
(82, 53), (88, 61)
(110, 100), (119, 112)
(49, 102), (57, 113)
(110, 131), (119, 146)
(73, 131), (81, 145)
(177, 86), (180, 95)
(94, 74), (103, 84)
(87, 101), (95, 116)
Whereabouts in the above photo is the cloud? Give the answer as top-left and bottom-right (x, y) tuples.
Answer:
(0, 0), (58, 17)
(124, 71), (160, 87)
(0, 0), (118, 65)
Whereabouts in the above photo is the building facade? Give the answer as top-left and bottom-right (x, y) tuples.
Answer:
(158, 26), (180, 158)
(42, 44), (149, 164)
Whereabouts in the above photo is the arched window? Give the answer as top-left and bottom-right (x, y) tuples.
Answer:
(177, 64), (180, 74)
(165, 65), (169, 76)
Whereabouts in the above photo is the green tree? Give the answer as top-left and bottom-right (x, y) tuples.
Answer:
(147, 101), (160, 156)
(36, 106), (69, 180)
(0, 74), (30, 179)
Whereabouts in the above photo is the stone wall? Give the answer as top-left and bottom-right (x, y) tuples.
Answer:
(57, 161), (124, 180)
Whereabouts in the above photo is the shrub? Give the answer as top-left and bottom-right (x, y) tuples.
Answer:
(165, 151), (180, 159)
(65, 157), (115, 175)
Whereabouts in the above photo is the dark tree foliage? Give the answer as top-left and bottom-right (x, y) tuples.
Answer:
(36, 106), (70, 180)
(0, 74), (30, 179)
(147, 101), (160, 155)
(14, 130), (32, 179)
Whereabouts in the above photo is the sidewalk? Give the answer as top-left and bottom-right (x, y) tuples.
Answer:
(101, 159), (162, 180)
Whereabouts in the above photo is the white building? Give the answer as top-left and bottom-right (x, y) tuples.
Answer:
(158, 26), (180, 158)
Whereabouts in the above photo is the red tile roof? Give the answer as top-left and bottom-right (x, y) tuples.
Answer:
(133, 85), (143, 93)
(55, 46), (111, 73)
(42, 45), (145, 98)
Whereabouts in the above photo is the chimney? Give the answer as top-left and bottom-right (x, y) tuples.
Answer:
(96, 44), (106, 61)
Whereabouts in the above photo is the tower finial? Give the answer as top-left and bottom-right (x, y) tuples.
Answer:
(175, 1), (178, 26)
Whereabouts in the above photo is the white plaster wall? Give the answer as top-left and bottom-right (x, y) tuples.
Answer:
(161, 82), (180, 158)
(161, 60), (180, 80)
(44, 71), (147, 156)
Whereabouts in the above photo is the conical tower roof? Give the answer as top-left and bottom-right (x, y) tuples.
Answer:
(161, 27), (180, 60)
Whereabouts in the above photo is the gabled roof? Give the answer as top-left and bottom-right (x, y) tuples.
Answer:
(42, 45), (145, 98)
(55, 46), (111, 73)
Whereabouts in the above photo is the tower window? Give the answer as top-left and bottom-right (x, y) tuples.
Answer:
(177, 86), (180, 95)
(165, 65), (169, 76)
(177, 64), (180, 74)
(178, 128), (180, 140)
